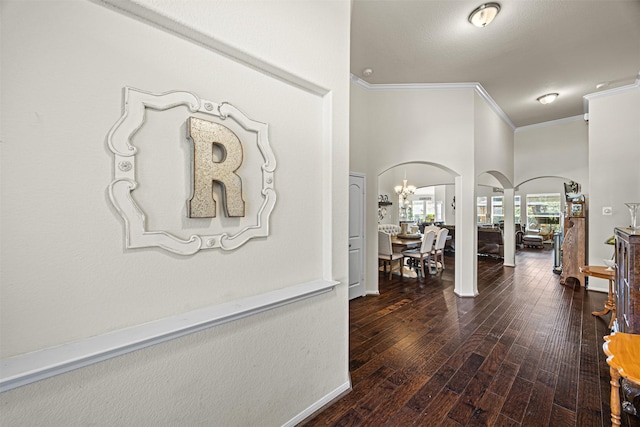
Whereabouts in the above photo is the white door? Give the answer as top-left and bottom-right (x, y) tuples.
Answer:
(349, 173), (365, 300)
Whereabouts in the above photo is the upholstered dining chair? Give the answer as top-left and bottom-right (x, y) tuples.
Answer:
(378, 231), (404, 280)
(423, 225), (440, 236)
(431, 228), (449, 270)
(402, 230), (436, 278)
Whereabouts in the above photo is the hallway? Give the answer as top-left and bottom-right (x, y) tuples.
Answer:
(305, 249), (639, 426)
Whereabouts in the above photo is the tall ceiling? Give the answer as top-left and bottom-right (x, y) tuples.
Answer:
(350, 0), (640, 128)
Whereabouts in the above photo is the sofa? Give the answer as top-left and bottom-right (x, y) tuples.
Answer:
(378, 224), (401, 236)
(477, 227), (504, 258)
(439, 225), (504, 258)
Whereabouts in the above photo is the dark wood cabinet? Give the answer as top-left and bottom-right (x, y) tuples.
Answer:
(614, 227), (640, 333)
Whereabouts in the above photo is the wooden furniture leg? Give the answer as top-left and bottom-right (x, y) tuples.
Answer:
(610, 366), (622, 426)
(591, 278), (616, 327)
(604, 333), (640, 426)
(581, 266), (616, 327)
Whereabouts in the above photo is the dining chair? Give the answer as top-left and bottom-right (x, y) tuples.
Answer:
(378, 231), (404, 280)
(423, 225), (440, 236)
(431, 228), (449, 270)
(402, 230), (436, 278)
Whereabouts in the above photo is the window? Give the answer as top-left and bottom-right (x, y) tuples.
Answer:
(526, 193), (562, 235)
(491, 195), (522, 224)
(411, 196), (435, 222)
(411, 200), (424, 222)
(435, 201), (444, 222)
(477, 196), (488, 224)
(491, 196), (503, 224)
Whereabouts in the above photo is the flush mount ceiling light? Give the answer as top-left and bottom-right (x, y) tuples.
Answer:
(362, 68), (373, 77)
(468, 3), (501, 27)
(537, 93), (559, 105)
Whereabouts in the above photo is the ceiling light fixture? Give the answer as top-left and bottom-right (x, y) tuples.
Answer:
(537, 93), (559, 105)
(468, 3), (501, 28)
(362, 68), (373, 77)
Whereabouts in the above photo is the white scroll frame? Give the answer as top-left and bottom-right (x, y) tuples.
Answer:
(107, 87), (276, 255)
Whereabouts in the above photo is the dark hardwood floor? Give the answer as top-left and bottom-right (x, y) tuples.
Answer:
(304, 248), (640, 426)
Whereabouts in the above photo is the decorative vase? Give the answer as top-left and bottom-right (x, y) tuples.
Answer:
(625, 203), (640, 230)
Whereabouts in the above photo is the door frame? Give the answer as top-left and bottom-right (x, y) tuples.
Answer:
(349, 172), (366, 300)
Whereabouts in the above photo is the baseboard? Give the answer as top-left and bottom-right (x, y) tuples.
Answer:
(454, 290), (480, 298)
(365, 290), (380, 296)
(284, 379), (352, 426)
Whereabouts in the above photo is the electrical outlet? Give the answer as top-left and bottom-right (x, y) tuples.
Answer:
(603, 207), (613, 215)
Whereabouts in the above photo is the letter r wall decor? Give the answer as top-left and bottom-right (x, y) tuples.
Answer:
(107, 87), (276, 255)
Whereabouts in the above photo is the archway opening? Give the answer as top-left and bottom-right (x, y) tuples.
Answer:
(377, 161), (458, 286)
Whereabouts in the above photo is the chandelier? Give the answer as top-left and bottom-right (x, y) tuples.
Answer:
(394, 179), (416, 202)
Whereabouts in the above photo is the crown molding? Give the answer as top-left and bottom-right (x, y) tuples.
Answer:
(350, 74), (515, 130)
(583, 73), (640, 114)
(514, 115), (585, 133)
(583, 74), (640, 101)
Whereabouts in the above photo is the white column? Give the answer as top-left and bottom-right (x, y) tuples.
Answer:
(454, 174), (478, 297)
(503, 188), (516, 267)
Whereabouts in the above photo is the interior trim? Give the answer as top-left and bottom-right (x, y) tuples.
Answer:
(515, 114), (584, 133)
(93, 0), (329, 97)
(350, 74), (516, 130)
(0, 279), (338, 393)
(283, 380), (352, 427)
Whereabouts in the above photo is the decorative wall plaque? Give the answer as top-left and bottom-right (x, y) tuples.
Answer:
(107, 87), (276, 255)
(187, 117), (246, 218)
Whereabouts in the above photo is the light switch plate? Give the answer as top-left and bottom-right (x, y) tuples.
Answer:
(603, 206), (613, 215)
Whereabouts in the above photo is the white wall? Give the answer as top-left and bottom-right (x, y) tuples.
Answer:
(587, 86), (640, 291)
(378, 164), (454, 224)
(351, 85), (473, 295)
(350, 79), (369, 175)
(474, 92), (514, 183)
(0, 1), (351, 425)
(514, 118), (588, 187)
(350, 83), (513, 296)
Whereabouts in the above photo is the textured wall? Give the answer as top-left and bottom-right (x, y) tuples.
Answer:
(514, 119), (588, 187)
(0, 0), (350, 424)
(587, 88), (640, 292)
(350, 84), (514, 296)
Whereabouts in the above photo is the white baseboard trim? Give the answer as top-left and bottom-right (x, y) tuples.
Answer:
(365, 290), (380, 296)
(454, 290), (480, 298)
(0, 279), (338, 393)
(283, 380), (352, 427)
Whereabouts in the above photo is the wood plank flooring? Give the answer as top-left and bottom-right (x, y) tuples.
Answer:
(303, 248), (640, 426)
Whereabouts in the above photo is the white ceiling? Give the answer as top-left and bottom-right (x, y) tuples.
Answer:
(350, 0), (640, 128)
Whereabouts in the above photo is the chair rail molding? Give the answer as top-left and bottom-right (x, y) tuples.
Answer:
(0, 279), (338, 393)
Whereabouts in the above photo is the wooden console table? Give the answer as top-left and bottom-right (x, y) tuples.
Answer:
(603, 332), (640, 425)
(580, 265), (616, 327)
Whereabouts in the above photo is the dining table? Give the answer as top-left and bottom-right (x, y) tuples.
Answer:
(390, 235), (423, 252)
(390, 233), (451, 252)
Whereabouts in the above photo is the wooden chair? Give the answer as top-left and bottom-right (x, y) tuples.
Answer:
(431, 227), (449, 270)
(402, 230), (436, 278)
(378, 231), (404, 280)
